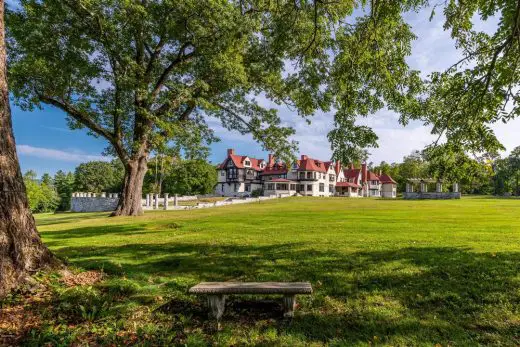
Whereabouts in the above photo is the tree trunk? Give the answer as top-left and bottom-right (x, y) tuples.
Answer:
(0, 0), (52, 297)
(112, 155), (148, 216)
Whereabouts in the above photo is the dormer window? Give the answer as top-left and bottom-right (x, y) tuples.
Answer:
(245, 160), (251, 166)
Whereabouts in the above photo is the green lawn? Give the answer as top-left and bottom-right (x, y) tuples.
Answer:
(18, 197), (520, 345)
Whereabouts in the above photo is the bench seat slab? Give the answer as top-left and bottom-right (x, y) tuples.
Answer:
(189, 282), (313, 295)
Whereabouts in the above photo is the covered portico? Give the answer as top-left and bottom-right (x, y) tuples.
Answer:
(335, 182), (361, 197)
(404, 178), (461, 199)
(263, 178), (298, 196)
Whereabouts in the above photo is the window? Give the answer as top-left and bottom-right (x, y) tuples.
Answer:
(221, 171), (225, 176)
(234, 183), (237, 191)
(267, 183), (275, 190)
(307, 184), (312, 191)
(245, 184), (250, 192)
(299, 172), (305, 179)
(329, 185), (334, 193)
(290, 184), (296, 190)
(245, 160), (251, 166)
(277, 183), (288, 190)
(319, 183), (325, 192)
(307, 172), (312, 179)
(329, 175), (335, 182)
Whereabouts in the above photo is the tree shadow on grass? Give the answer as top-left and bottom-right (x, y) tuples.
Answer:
(36, 213), (110, 226)
(41, 224), (520, 345)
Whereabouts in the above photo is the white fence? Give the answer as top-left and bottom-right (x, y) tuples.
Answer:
(70, 192), (293, 212)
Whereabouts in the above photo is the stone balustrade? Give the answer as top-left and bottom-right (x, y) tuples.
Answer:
(70, 192), (294, 213)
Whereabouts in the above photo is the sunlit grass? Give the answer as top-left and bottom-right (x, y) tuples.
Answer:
(29, 196), (520, 345)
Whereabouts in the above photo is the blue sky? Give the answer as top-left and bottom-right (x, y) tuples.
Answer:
(12, 6), (520, 177)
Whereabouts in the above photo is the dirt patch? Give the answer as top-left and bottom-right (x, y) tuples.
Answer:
(0, 304), (41, 346)
(59, 269), (104, 287)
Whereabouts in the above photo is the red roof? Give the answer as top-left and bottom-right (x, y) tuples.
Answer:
(219, 154), (264, 171)
(344, 169), (361, 184)
(379, 173), (396, 184)
(298, 156), (327, 173)
(366, 171), (380, 181)
(336, 182), (361, 188)
(268, 178), (294, 183)
(324, 161), (333, 171)
(261, 162), (288, 175)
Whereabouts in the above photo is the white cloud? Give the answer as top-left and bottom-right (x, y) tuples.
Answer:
(17, 144), (111, 163)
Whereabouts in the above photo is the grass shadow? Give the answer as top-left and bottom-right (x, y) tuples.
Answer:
(33, 220), (520, 345)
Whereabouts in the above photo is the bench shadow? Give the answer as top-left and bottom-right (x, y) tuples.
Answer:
(38, 223), (520, 345)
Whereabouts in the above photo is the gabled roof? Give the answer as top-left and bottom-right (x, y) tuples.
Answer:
(298, 156), (327, 173)
(344, 168), (360, 178)
(379, 173), (397, 184)
(261, 160), (288, 175)
(219, 154), (264, 171)
(366, 171), (380, 181)
(324, 161), (333, 171)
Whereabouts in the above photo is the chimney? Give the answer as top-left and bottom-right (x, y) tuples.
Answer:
(227, 148), (235, 156)
(362, 162), (368, 183)
(301, 154), (308, 160)
(379, 169), (382, 176)
(335, 160), (341, 174)
(268, 154), (274, 166)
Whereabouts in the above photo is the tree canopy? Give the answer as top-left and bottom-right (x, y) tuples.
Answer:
(73, 160), (124, 193)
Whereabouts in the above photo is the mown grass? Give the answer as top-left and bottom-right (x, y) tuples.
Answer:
(16, 197), (520, 345)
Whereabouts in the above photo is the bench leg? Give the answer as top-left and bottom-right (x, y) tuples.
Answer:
(282, 295), (296, 318)
(207, 295), (226, 321)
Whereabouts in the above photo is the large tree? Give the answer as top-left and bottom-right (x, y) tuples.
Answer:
(0, 0), (51, 297)
(6, 0), (426, 215)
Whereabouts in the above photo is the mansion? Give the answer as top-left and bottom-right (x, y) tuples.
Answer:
(216, 149), (397, 198)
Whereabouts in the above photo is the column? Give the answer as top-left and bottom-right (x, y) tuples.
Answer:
(163, 193), (169, 210)
(113, 193), (118, 199)
(420, 182), (427, 193)
(174, 194), (178, 207)
(154, 193), (159, 209)
(436, 182), (442, 193)
(101, 192), (106, 198)
(453, 182), (459, 193)
(145, 194), (150, 207)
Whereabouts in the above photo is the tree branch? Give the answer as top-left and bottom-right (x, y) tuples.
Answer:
(150, 42), (195, 100)
(38, 94), (129, 162)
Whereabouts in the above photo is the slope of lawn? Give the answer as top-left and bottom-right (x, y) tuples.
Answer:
(18, 197), (520, 345)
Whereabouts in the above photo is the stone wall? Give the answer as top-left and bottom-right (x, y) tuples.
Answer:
(71, 194), (119, 212)
(403, 192), (461, 200)
(70, 192), (293, 213)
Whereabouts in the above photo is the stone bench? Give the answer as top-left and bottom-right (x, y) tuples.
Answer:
(189, 282), (313, 320)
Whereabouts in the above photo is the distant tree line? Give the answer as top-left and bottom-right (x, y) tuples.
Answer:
(371, 147), (520, 196)
(24, 157), (218, 213)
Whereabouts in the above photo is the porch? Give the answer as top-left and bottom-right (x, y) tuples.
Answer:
(335, 182), (362, 197)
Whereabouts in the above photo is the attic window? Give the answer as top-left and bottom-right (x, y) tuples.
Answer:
(245, 160), (251, 166)
(315, 161), (321, 167)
